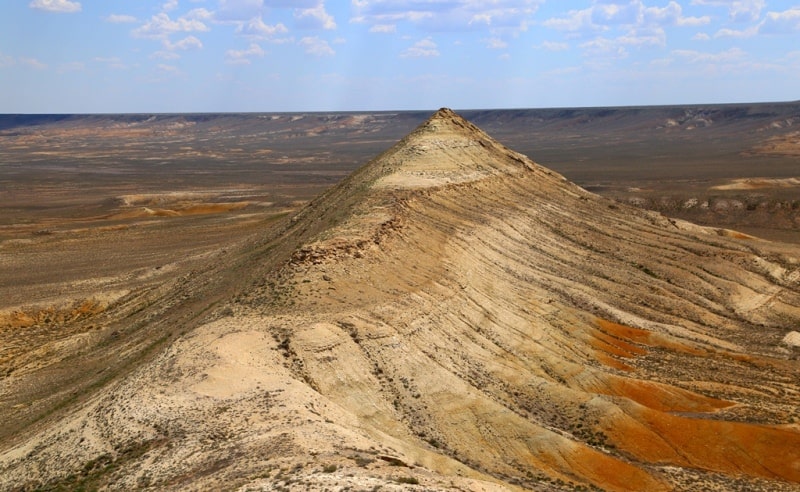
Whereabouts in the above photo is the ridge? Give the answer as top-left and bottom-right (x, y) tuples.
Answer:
(2, 108), (800, 492)
(367, 107), (537, 189)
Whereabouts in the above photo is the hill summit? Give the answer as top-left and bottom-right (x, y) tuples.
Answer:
(2, 109), (800, 491)
(365, 107), (536, 189)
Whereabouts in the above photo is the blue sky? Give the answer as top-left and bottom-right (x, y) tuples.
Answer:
(1, 1), (798, 113)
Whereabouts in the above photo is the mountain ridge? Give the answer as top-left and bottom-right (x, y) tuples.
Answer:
(2, 108), (799, 491)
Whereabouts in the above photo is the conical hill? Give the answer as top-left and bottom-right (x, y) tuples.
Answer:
(2, 109), (799, 491)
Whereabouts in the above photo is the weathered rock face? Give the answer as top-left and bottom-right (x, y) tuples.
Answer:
(2, 109), (800, 491)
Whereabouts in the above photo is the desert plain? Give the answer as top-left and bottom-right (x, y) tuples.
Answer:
(1, 103), (799, 490)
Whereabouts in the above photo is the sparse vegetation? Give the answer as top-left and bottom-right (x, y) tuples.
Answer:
(394, 476), (419, 485)
(3, 106), (800, 492)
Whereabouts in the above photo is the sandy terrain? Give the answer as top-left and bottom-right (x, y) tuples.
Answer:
(1, 109), (799, 491)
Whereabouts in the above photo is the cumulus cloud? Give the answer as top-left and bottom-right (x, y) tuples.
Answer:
(165, 35), (204, 51)
(133, 10), (212, 39)
(545, 1), (709, 32)
(672, 46), (747, 63)
(29, 0), (81, 13)
(235, 16), (289, 39)
(295, 3), (336, 30)
(352, 0), (543, 33)
(216, 0), (319, 22)
(542, 8), (595, 32)
(162, 0), (179, 12)
(400, 38), (439, 58)
(105, 14), (137, 24)
(690, 0), (765, 23)
(543, 1), (713, 62)
(225, 43), (266, 64)
(644, 2), (710, 27)
(299, 36), (335, 56)
(369, 24), (396, 33)
(591, 2), (641, 25)
(714, 25), (758, 38)
(760, 7), (800, 34)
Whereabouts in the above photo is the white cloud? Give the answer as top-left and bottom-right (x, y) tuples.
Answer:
(162, 0), (179, 12)
(165, 35), (204, 51)
(106, 14), (137, 24)
(730, 0), (765, 22)
(760, 7), (800, 34)
(236, 16), (289, 38)
(225, 43), (266, 64)
(19, 57), (48, 69)
(216, 0), (318, 22)
(693, 32), (711, 40)
(295, 3), (336, 30)
(546, 1), (710, 32)
(542, 8), (595, 32)
(485, 38), (508, 49)
(352, 0), (543, 33)
(714, 25), (758, 38)
(543, 1), (714, 63)
(644, 2), (710, 27)
(299, 36), (335, 56)
(152, 50), (181, 60)
(369, 24), (396, 33)
(672, 46), (747, 63)
(158, 63), (180, 73)
(400, 38), (439, 58)
(619, 26), (667, 47)
(133, 11), (211, 39)
(690, 0), (765, 23)
(29, 0), (81, 13)
(592, 2), (640, 25)
(538, 41), (569, 51)
(580, 37), (629, 58)
(94, 56), (129, 69)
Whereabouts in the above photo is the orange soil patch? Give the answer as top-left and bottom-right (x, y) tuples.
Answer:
(587, 320), (733, 412)
(595, 352), (634, 371)
(539, 442), (669, 492)
(589, 327), (647, 358)
(598, 376), (733, 413)
(0, 299), (106, 329)
(597, 319), (707, 356)
(607, 404), (800, 482)
(591, 321), (800, 482)
(180, 202), (251, 215)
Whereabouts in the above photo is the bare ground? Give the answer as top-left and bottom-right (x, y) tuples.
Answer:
(1, 107), (800, 491)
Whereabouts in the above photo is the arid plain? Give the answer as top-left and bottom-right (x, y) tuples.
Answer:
(1, 104), (799, 491)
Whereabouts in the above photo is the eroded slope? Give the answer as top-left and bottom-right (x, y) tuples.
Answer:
(2, 109), (799, 491)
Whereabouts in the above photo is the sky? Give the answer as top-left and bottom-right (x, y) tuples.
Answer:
(1, 0), (799, 113)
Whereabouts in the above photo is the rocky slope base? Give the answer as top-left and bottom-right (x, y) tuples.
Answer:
(1, 109), (799, 491)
